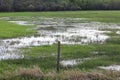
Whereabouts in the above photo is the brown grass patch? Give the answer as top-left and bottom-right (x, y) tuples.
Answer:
(0, 67), (120, 80)
(18, 66), (43, 79)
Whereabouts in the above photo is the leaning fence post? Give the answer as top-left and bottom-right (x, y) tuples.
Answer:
(57, 40), (61, 73)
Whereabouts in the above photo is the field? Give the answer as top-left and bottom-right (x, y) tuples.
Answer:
(1, 11), (120, 23)
(0, 11), (120, 80)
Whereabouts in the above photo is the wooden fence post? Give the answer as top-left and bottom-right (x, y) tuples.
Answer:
(57, 41), (61, 73)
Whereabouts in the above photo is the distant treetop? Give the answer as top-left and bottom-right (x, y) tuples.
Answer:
(0, 0), (120, 12)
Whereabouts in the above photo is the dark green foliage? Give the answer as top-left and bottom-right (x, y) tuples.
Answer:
(0, 0), (120, 12)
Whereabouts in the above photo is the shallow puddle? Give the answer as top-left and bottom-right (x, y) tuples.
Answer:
(8, 18), (117, 45)
(0, 17), (120, 60)
(60, 59), (78, 66)
(116, 31), (120, 34)
(99, 65), (120, 71)
(0, 36), (56, 60)
(9, 21), (34, 25)
(61, 58), (90, 67)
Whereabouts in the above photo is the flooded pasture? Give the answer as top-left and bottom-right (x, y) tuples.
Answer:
(0, 17), (120, 60)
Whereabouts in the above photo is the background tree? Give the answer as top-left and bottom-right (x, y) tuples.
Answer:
(0, 0), (120, 12)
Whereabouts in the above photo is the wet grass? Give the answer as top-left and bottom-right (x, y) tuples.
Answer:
(0, 21), (36, 39)
(0, 57), (56, 73)
(38, 27), (57, 31)
(0, 42), (119, 73)
(1, 11), (120, 23)
(23, 45), (96, 59)
(0, 41), (120, 79)
(0, 41), (120, 78)
(106, 36), (120, 44)
(100, 28), (120, 36)
(24, 43), (120, 66)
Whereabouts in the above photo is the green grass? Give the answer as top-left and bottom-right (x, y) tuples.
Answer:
(1, 11), (120, 23)
(23, 45), (96, 59)
(78, 57), (115, 69)
(0, 21), (35, 39)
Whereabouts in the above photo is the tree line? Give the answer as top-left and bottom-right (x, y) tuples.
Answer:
(0, 0), (120, 12)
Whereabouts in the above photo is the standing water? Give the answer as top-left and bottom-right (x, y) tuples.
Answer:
(0, 17), (120, 60)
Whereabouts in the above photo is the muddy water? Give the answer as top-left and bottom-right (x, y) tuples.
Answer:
(0, 17), (120, 60)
